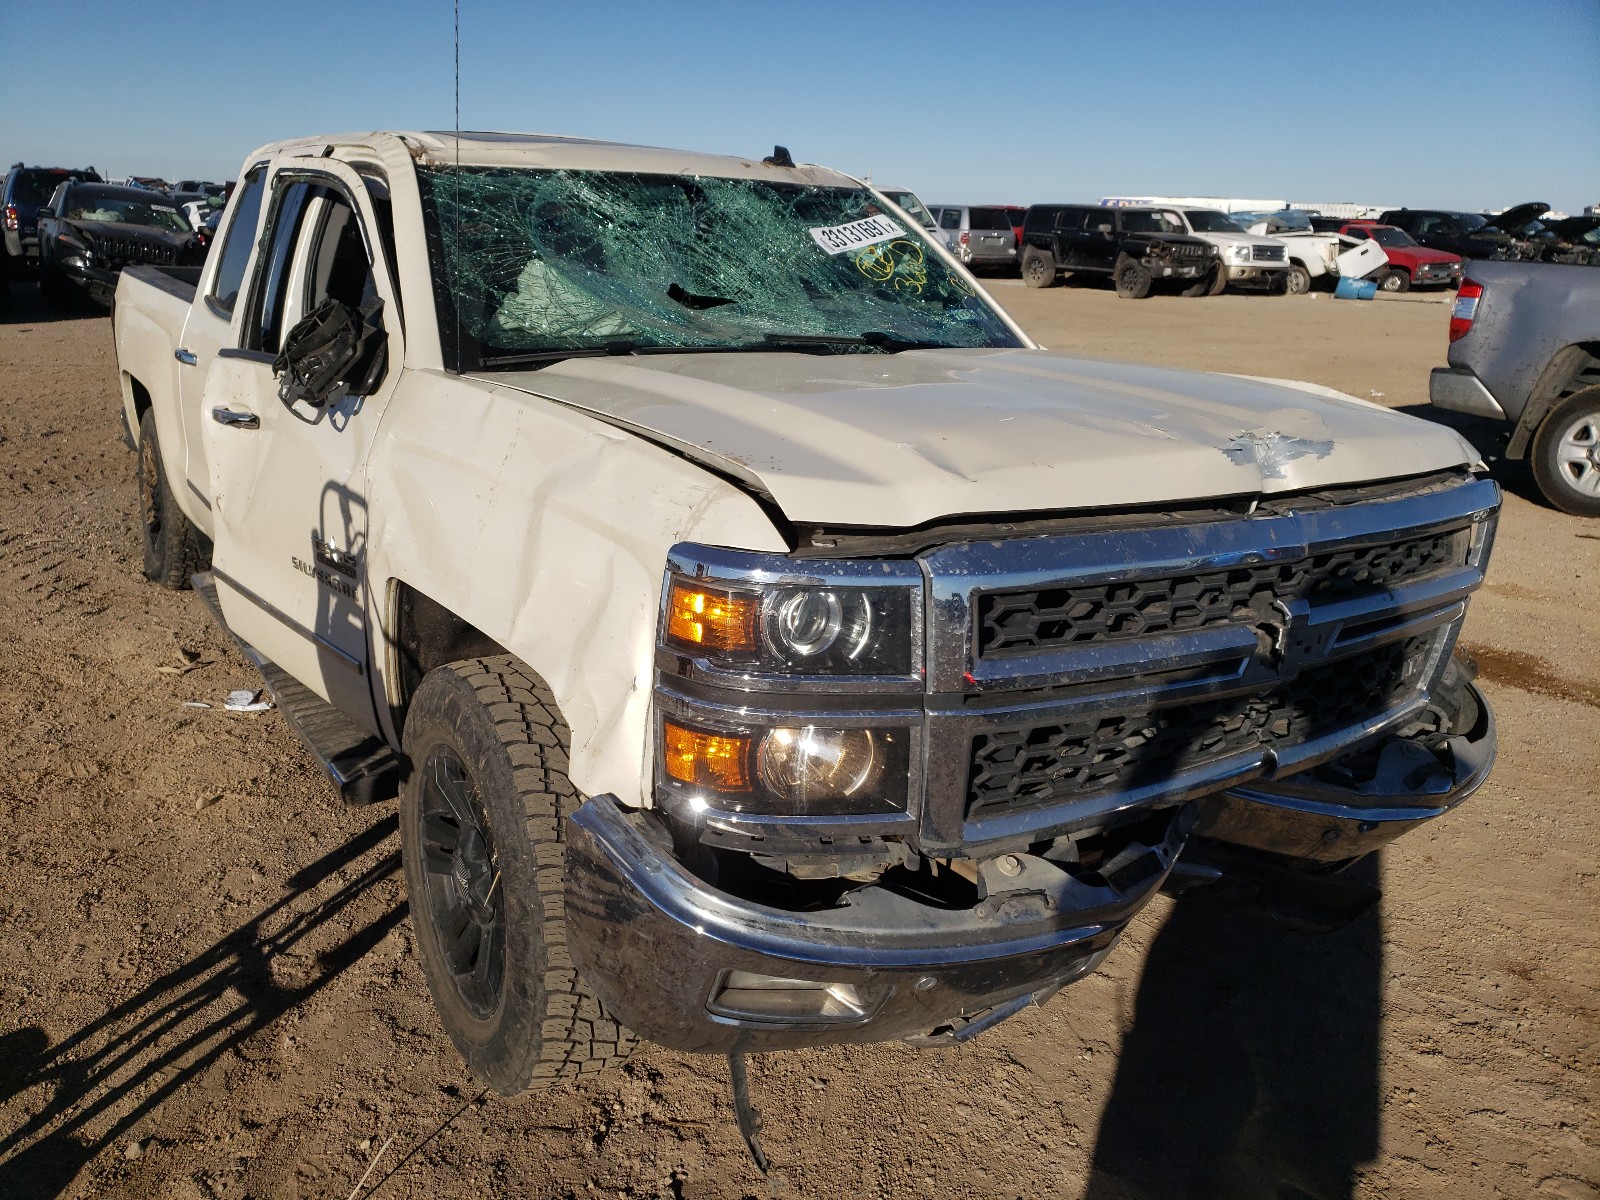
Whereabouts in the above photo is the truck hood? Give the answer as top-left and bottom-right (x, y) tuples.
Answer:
(1382, 241), (1461, 267)
(1192, 231), (1280, 249)
(1480, 201), (1549, 235)
(480, 349), (1480, 528)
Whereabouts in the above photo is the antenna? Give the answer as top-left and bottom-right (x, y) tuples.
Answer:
(454, 0), (461, 159)
(452, 0), (462, 368)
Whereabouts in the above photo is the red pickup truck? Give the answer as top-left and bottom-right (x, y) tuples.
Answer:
(1340, 221), (1462, 292)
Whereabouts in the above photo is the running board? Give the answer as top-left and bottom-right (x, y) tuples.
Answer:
(192, 571), (401, 806)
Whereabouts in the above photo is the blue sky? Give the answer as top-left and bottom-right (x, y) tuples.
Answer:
(3, 0), (1596, 213)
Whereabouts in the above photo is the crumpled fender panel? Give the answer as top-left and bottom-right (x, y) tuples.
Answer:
(364, 369), (785, 804)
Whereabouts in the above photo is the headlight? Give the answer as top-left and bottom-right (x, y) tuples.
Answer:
(759, 727), (883, 803)
(659, 715), (909, 815)
(664, 577), (915, 676)
(1227, 244), (1253, 262)
(655, 546), (923, 818)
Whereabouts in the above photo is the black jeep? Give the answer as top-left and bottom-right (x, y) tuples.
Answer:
(1020, 204), (1219, 298)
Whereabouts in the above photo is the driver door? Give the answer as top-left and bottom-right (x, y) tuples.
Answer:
(200, 156), (404, 733)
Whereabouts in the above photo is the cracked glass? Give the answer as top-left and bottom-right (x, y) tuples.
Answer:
(416, 166), (1021, 370)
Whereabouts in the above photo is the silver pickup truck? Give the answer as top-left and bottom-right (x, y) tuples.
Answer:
(1430, 260), (1600, 517)
(111, 130), (1499, 1099)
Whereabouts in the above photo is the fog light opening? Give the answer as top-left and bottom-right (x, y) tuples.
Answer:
(708, 970), (870, 1024)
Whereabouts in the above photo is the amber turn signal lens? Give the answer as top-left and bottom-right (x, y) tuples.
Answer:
(667, 582), (758, 653)
(662, 720), (752, 793)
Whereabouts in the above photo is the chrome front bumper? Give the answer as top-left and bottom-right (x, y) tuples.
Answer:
(1192, 681), (1494, 862)
(564, 796), (1183, 1053)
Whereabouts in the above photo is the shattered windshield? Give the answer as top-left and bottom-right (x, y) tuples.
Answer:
(417, 166), (1020, 370)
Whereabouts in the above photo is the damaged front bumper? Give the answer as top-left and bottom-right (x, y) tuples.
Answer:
(52, 258), (120, 305)
(563, 797), (1185, 1054)
(1191, 680), (1494, 864)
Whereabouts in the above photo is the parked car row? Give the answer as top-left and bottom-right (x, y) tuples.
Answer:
(2, 160), (222, 305)
(3, 161), (102, 283)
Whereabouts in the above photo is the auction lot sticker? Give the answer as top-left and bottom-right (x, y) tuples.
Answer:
(809, 215), (906, 256)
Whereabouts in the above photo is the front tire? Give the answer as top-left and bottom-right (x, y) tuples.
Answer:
(1114, 254), (1153, 299)
(1021, 247), (1057, 288)
(1285, 264), (1312, 295)
(1531, 386), (1600, 517)
(1379, 268), (1411, 293)
(1180, 267), (1219, 298)
(400, 655), (636, 1094)
(137, 408), (210, 588)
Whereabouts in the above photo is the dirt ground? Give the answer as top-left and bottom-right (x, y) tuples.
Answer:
(1, 276), (1595, 1200)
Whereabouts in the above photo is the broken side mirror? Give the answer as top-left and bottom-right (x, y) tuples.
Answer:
(272, 298), (387, 421)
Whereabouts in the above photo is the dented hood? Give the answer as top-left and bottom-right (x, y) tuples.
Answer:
(480, 349), (1479, 528)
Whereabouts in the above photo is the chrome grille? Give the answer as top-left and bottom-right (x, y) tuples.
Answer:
(1252, 244), (1286, 262)
(916, 477), (1499, 850)
(966, 636), (1430, 818)
(977, 527), (1467, 656)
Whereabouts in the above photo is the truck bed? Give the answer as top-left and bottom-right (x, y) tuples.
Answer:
(121, 263), (203, 305)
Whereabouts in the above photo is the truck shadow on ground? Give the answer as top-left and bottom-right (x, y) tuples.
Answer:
(0, 815), (406, 1200)
(0, 281), (106, 325)
(1084, 856), (1382, 1200)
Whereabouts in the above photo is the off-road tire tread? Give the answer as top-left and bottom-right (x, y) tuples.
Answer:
(1114, 253), (1153, 300)
(138, 408), (211, 589)
(1021, 247), (1057, 289)
(416, 655), (637, 1090)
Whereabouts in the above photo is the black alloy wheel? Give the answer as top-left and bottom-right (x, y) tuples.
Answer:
(1114, 255), (1154, 300)
(399, 655), (636, 1094)
(1022, 249), (1057, 288)
(416, 746), (506, 1020)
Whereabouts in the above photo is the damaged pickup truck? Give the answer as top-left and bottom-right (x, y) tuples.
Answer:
(112, 131), (1500, 1097)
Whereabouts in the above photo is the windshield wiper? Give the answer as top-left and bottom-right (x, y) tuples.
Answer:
(475, 331), (957, 372)
(478, 341), (644, 369)
(760, 331), (954, 352)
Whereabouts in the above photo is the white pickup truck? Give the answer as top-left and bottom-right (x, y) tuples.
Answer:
(112, 130), (1500, 1099)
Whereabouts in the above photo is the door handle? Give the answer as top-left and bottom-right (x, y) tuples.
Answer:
(174, 348), (197, 365)
(211, 407), (260, 430)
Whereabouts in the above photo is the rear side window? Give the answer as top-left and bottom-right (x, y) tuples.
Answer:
(968, 208), (1010, 231)
(1054, 208), (1088, 231)
(208, 167), (267, 315)
(939, 208), (962, 230)
(1022, 207), (1058, 232)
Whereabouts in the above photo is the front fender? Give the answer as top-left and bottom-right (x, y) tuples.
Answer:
(366, 369), (786, 805)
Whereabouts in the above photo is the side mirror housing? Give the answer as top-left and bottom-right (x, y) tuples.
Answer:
(273, 299), (387, 416)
